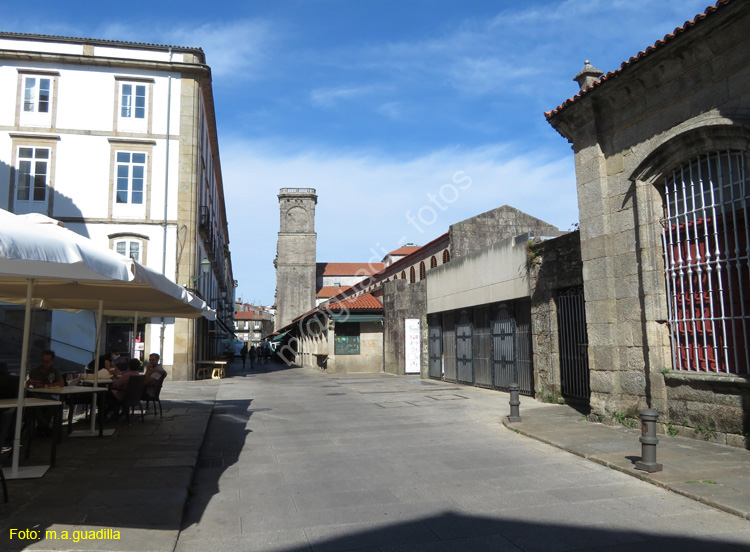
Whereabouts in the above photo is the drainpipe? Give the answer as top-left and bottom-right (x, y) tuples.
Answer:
(159, 47), (173, 362)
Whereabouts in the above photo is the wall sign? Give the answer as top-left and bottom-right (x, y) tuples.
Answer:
(405, 318), (421, 374)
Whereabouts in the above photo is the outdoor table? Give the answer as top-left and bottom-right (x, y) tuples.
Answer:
(28, 386), (108, 437)
(0, 397), (62, 467)
(196, 360), (227, 379)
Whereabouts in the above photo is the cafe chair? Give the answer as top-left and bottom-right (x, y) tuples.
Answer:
(118, 375), (145, 424)
(141, 383), (163, 418)
(1, 409), (14, 502)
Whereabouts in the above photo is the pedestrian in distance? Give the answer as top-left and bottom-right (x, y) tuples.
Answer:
(249, 345), (256, 370)
(240, 343), (248, 370)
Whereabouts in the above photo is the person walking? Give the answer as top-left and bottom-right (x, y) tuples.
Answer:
(249, 345), (257, 370)
(240, 343), (248, 370)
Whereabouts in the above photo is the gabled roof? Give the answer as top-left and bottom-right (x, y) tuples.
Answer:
(545, 0), (735, 120)
(327, 293), (382, 311)
(387, 246), (421, 256)
(317, 286), (352, 298)
(316, 262), (385, 276)
(235, 311), (268, 321)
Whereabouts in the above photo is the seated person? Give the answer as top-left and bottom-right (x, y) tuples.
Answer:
(107, 358), (142, 412)
(143, 353), (166, 398)
(25, 349), (63, 435)
(86, 349), (121, 375)
(26, 349), (63, 389)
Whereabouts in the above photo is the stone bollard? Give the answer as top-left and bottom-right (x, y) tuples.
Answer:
(635, 409), (663, 473)
(508, 383), (521, 423)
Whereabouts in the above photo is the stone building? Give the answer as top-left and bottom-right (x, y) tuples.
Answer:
(546, 0), (750, 446)
(274, 188), (317, 330)
(277, 203), (568, 380)
(0, 32), (234, 380)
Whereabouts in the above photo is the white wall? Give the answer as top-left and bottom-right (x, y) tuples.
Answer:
(427, 233), (533, 313)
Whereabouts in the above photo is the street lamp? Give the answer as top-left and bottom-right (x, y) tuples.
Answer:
(192, 258), (211, 283)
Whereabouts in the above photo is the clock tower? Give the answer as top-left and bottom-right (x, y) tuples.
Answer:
(274, 188), (318, 330)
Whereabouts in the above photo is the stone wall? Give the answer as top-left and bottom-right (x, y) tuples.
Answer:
(449, 204), (562, 259)
(383, 279), (427, 376)
(529, 232), (584, 399)
(546, 1), (750, 447)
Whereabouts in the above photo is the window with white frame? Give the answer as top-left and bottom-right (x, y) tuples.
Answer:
(121, 83), (146, 119)
(661, 151), (750, 375)
(15, 146), (50, 214)
(115, 152), (146, 205)
(114, 239), (141, 263)
(18, 73), (56, 127)
(116, 80), (150, 132)
(23, 76), (51, 114)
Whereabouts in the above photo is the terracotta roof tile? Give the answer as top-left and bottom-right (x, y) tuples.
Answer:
(388, 246), (421, 256)
(317, 262), (385, 276)
(545, 0), (735, 120)
(327, 293), (383, 311)
(234, 311), (267, 321)
(317, 286), (352, 297)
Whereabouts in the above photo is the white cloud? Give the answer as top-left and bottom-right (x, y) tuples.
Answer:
(310, 85), (385, 107)
(163, 19), (277, 80)
(220, 138), (577, 304)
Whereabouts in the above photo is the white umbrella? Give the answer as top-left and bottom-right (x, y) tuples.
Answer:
(0, 208), (214, 477)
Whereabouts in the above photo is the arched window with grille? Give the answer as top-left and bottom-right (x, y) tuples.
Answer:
(430, 255), (437, 269)
(661, 151), (749, 374)
(442, 249), (451, 264)
(409, 266), (416, 283)
(419, 261), (426, 280)
(401, 270), (406, 280)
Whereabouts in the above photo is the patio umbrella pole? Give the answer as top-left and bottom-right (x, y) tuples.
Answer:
(133, 311), (139, 362)
(90, 300), (103, 433)
(8, 279), (49, 479)
(70, 300), (114, 438)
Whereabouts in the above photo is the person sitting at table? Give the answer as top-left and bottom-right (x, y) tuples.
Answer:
(26, 349), (63, 389)
(25, 349), (63, 435)
(86, 349), (121, 375)
(107, 358), (142, 415)
(143, 353), (166, 399)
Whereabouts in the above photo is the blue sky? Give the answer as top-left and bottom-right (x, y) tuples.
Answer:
(4, 0), (712, 305)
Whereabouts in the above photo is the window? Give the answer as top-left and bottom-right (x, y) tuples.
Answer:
(23, 77), (51, 113)
(662, 151), (749, 374)
(17, 71), (58, 128)
(430, 255), (437, 269)
(15, 146), (49, 213)
(115, 78), (152, 133)
(121, 83), (146, 120)
(334, 323), (360, 355)
(115, 152), (146, 204)
(419, 261), (426, 280)
(409, 266), (416, 283)
(442, 250), (451, 264)
(114, 239), (141, 263)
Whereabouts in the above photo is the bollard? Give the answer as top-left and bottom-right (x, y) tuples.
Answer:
(635, 408), (663, 473)
(508, 383), (522, 423)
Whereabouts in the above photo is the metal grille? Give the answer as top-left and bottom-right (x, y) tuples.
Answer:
(662, 151), (750, 374)
(557, 287), (590, 400)
(428, 315), (443, 379)
(442, 311), (457, 382)
(492, 303), (515, 391)
(473, 306), (492, 388)
(456, 309), (473, 384)
(515, 300), (534, 395)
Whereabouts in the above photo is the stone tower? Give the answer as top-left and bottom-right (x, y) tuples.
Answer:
(274, 188), (317, 330)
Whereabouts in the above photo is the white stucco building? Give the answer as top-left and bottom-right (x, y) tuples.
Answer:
(0, 32), (234, 380)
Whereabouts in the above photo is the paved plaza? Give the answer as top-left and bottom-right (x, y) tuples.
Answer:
(177, 363), (749, 552)
(2, 360), (749, 551)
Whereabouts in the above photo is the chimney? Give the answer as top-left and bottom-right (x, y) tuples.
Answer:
(573, 60), (604, 92)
